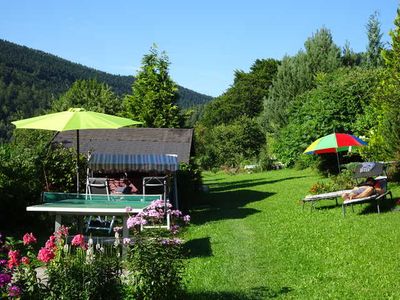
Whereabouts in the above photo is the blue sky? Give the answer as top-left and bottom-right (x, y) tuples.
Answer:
(0, 1), (398, 97)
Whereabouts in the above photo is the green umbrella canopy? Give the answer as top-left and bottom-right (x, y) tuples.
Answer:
(11, 108), (141, 131)
(12, 108), (142, 193)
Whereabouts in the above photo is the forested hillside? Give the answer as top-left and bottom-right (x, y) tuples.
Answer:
(0, 39), (212, 141)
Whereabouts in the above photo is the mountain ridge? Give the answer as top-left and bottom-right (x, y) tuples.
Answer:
(0, 39), (213, 141)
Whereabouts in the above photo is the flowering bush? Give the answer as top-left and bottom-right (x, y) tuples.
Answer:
(124, 199), (190, 299)
(43, 227), (123, 300)
(126, 199), (190, 234)
(0, 199), (190, 299)
(0, 232), (44, 299)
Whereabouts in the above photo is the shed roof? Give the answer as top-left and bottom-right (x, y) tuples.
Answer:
(53, 128), (194, 164)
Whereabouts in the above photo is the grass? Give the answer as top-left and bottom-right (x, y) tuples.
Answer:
(183, 168), (400, 299)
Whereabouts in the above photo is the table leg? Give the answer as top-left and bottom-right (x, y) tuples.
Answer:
(55, 215), (62, 233)
(122, 215), (129, 257)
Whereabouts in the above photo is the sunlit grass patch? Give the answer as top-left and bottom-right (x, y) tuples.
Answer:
(184, 168), (400, 299)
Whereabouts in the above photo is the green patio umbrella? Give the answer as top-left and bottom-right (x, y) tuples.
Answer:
(12, 108), (142, 193)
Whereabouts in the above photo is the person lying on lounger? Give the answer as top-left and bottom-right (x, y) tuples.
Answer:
(342, 177), (383, 201)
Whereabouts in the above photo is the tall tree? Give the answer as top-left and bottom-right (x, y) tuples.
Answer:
(201, 58), (279, 127)
(373, 8), (400, 159)
(365, 11), (384, 67)
(304, 27), (342, 74)
(122, 46), (181, 128)
(51, 79), (121, 114)
(342, 40), (361, 67)
(261, 27), (341, 133)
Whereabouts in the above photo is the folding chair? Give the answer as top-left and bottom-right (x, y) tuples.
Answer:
(85, 177), (115, 233)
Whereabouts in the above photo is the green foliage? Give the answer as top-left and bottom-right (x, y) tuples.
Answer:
(371, 8), (400, 161)
(273, 67), (382, 166)
(0, 143), (42, 228)
(201, 59), (279, 127)
(178, 161), (203, 212)
(262, 27), (341, 133)
(122, 46), (182, 128)
(342, 40), (363, 67)
(46, 246), (122, 300)
(51, 79), (121, 114)
(0, 234), (45, 299)
(42, 145), (85, 193)
(125, 234), (185, 300)
(308, 181), (335, 194)
(0, 129), (85, 228)
(196, 117), (265, 169)
(258, 143), (274, 171)
(365, 11), (384, 67)
(304, 27), (342, 74)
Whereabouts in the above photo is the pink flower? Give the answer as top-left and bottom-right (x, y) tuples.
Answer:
(8, 285), (21, 297)
(45, 235), (57, 250)
(161, 238), (182, 245)
(125, 206), (133, 212)
(55, 225), (69, 240)
(7, 250), (20, 269)
(183, 215), (191, 223)
(170, 210), (182, 217)
(127, 214), (148, 229)
(71, 234), (87, 250)
(123, 238), (132, 245)
(22, 233), (37, 245)
(0, 273), (11, 287)
(170, 224), (180, 235)
(21, 256), (30, 265)
(113, 227), (123, 233)
(37, 247), (55, 263)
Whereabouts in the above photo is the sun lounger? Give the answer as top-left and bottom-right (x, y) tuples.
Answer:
(302, 190), (352, 210)
(342, 176), (393, 216)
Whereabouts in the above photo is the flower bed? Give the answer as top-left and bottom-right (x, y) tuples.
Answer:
(0, 200), (189, 299)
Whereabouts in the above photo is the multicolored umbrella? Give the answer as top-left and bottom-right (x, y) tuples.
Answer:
(12, 108), (142, 193)
(304, 133), (367, 172)
(304, 133), (367, 154)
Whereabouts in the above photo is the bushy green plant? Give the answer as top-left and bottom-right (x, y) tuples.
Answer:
(43, 230), (122, 300)
(0, 129), (86, 229)
(308, 167), (357, 194)
(124, 235), (185, 300)
(0, 232), (45, 299)
(124, 200), (190, 299)
(329, 168), (357, 190)
(309, 181), (335, 194)
(258, 144), (274, 171)
(178, 161), (202, 211)
(385, 161), (400, 183)
(0, 143), (43, 228)
(196, 116), (265, 169)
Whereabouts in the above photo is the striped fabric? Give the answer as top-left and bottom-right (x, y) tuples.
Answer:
(88, 153), (179, 172)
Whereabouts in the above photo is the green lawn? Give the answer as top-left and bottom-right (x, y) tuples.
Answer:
(183, 168), (400, 299)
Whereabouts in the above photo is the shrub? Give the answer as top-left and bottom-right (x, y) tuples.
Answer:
(1, 199), (190, 299)
(124, 200), (190, 299)
(309, 181), (335, 194)
(178, 161), (202, 212)
(43, 229), (122, 300)
(0, 232), (44, 299)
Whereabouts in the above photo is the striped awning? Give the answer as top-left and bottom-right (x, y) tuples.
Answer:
(88, 153), (179, 172)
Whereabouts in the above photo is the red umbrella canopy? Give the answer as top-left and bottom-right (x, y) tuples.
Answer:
(304, 133), (367, 154)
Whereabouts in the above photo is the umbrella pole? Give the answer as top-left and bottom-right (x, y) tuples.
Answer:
(336, 152), (340, 173)
(76, 130), (79, 194)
